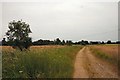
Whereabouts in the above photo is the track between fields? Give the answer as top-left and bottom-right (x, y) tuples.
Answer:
(73, 47), (118, 78)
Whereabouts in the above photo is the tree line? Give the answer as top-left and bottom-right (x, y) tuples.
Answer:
(1, 38), (73, 46)
(2, 37), (120, 46)
(1, 20), (120, 51)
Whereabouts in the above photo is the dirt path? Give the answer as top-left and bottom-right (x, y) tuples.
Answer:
(73, 47), (118, 78)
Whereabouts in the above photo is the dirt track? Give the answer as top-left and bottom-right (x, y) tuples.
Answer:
(73, 47), (118, 78)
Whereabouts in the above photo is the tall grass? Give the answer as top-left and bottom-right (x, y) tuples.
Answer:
(2, 45), (82, 78)
(90, 47), (118, 65)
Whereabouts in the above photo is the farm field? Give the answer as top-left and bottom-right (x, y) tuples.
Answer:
(1, 1), (119, 79)
(2, 45), (82, 78)
(1, 44), (119, 78)
(89, 44), (119, 78)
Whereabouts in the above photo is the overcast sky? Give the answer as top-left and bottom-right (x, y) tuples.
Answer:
(0, 0), (119, 42)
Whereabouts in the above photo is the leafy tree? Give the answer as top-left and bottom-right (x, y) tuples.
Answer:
(66, 40), (72, 46)
(2, 38), (7, 45)
(101, 41), (105, 44)
(80, 40), (89, 45)
(107, 40), (111, 44)
(116, 41), (120, 44)
(55, 38), (61, 45)
(6, 20), (32, 51)
(62, 40), (65, 45)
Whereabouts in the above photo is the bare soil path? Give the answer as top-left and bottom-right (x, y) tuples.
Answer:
(73, 46), (118, 78)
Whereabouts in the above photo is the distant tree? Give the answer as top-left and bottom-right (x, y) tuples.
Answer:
(32, 39), (55, 45)
(84, 41), (89, 45)
(6, 20), (32, 51)
(77, 41), (81, 44)
(2, 38), (7, 45)
(107, 40), (111, 44)
(66, 40), (72, 46)
(62, 40), (65, 45)
(73, 42), (78, 45)
(80, 40), (89, 45)
(101, 41), (105, 44)
(116, 41), (120, 44)
(90, 41), (99, 45)
(55, 38), (61, 45)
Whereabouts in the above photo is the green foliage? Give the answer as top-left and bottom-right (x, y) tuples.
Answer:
(6, 20), (32, 51)
(66, 40), (73, 46)
(2, 38), (7, 45)
(55, 38), (61, 45)
(62, 40), (65, 45)
(2, 46), (82, 78)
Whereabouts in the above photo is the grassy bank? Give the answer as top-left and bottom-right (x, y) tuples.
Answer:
(2, 45), (82, 78)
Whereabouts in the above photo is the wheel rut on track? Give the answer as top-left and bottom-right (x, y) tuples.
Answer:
(73, 47), (118, 78)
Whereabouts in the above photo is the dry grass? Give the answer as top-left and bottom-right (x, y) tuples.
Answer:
(0, 45), (65, 52)
(30, 45), (65, 50)
(0, 46), (15, 52)
(90, 44), (118, 59)
(89, 44), (120, 78)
